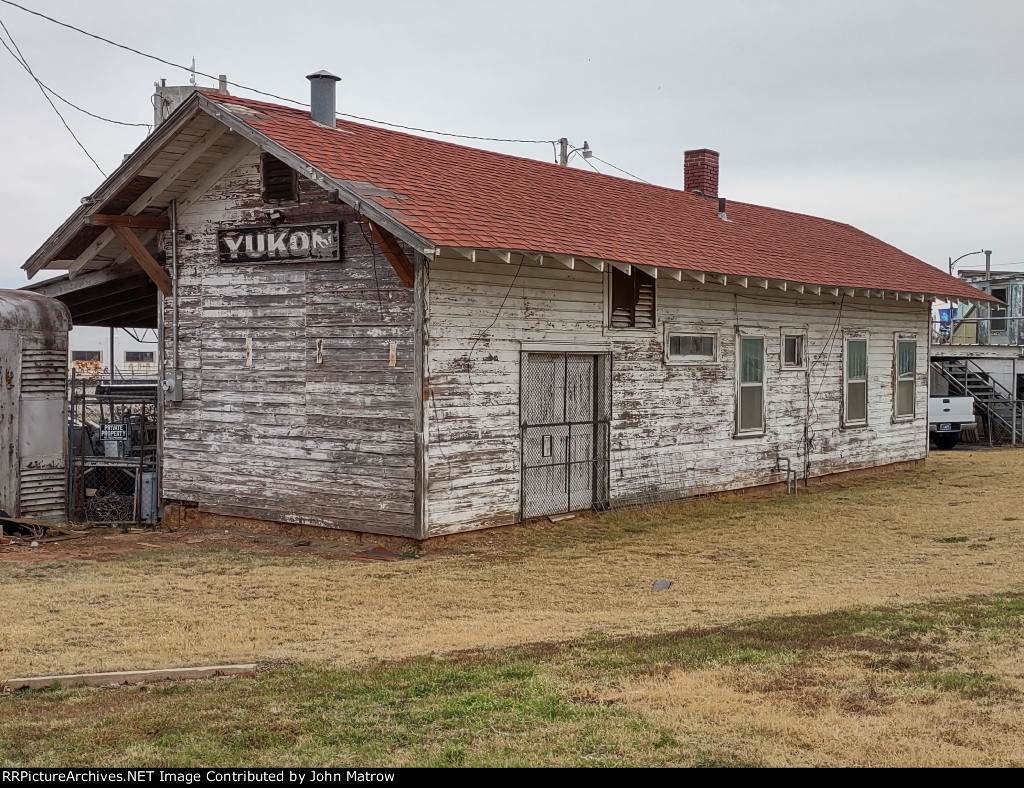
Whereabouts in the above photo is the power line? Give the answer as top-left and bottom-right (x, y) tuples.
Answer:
(0, 0), (555, 147)
(591, 155), (651, 184)
(0, 15), (105, 176)
(0, 17), (147, 128)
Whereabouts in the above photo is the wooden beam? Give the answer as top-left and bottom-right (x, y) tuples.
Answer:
(661, 268), (683, 281)
(112, 230), (158, 267)
(634, 263), (658, 279)
(547, 253), (575, 269)
(84, 214), (170, 230)
(609, 261), (632, 275)
(578, 257), (604, 272)
(754, 278), (769, 289)
(68, 232), (118, 278)
(365, 220), (415, 288)
(490, 249), (512, 264)
(773, 280), (787, 291)
(734, 276), (748, 288)
(826, 287), (840, 296)
(109, 225), (172, 295)
(176, 138), (254, 217)
(25, 265), (138, 299)
(66, 125), (230, 277)
(686, 271), (706, 284)
(129, 124), (228, 214)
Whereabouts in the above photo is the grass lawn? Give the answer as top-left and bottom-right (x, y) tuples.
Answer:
(2, 448), (1024, 766)
(3, 594), (1023, 767)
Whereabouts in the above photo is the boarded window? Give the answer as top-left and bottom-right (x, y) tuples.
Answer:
(125, 351), (155, 363)
(737, 336), (765, 434)
(845, 338), (868, 426)
(610, 267), (656, 329)
(262, 153), (297, 203)
(895, 339), (916, 419)
(72, 350), (101, 362)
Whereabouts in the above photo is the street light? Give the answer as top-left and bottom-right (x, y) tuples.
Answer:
(948, 248), (990, 277)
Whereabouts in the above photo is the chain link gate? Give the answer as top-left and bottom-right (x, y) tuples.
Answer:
(68, 370), (158, 525)
(521, 352), (611, 520)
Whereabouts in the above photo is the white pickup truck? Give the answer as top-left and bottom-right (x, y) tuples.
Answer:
(929, 396), (976, 450)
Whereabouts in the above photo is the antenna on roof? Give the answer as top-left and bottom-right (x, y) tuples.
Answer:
(189, 56), (196, 86)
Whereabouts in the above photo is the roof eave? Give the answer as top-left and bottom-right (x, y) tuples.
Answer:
(438, 245), (993, 306)
(23, 96), (208, 277)
(197, 95), (434, 257)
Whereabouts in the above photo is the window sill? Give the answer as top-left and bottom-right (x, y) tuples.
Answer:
(841, 422), (869, 430)
(732, 430), (767, 440)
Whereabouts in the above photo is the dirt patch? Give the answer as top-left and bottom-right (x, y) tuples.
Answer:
(0, 525), (422, 564)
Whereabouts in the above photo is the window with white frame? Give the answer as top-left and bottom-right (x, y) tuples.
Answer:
(894, 338), (917, 419)
(844, 336), (868, 426)
(665, 327), (716, 363)
(781, 331), (806, 370)
(736, 336), (765, 435)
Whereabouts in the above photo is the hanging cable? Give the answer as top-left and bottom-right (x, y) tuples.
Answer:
(591, 155), (651, 184)
(0, 0), (555, 147)
(0, 19), (147, 127)
(0, 17), (105, 175)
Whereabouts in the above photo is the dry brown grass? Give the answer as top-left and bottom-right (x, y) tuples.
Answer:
(2, 448), (1022, 680)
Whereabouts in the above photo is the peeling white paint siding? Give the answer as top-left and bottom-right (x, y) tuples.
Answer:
(425, 251), (930, 536)
(159, 152), (418, 536)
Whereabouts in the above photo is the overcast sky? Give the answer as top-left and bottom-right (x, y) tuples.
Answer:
(0, 0), (1021, 290)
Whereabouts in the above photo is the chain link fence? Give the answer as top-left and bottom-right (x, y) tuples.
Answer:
(69, 370), (158, 526)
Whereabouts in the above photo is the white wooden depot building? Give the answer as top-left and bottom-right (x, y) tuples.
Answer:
(24, 72), (992, 539)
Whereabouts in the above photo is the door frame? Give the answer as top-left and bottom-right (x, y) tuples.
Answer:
(519, 349), (611, 520)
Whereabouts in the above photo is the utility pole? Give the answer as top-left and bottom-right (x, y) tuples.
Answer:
(558, 138), (569, 167)
(985, 249), (992, 278)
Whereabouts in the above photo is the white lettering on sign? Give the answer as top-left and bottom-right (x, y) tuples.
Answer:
(218, 223), (341, 264)
(101, 423), (129, 442)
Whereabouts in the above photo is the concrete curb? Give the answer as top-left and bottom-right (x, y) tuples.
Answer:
(2, 664), (258, 691)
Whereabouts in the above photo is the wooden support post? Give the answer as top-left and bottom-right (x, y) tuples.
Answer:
(109, 225), (172, 295)
(365, 220), (415, 288)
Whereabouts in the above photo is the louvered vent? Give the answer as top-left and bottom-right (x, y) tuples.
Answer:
(262, 153), (297, 203)
(610, 267), (656, 329)
(21, 349), (66, 394)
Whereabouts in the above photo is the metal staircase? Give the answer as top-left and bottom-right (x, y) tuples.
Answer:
(931, 358), (1023, 444)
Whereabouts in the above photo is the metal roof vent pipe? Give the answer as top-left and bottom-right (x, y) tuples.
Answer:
(307, 70), (341, 127)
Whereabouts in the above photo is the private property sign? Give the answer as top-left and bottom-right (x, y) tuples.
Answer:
(218, 222), (341, 264)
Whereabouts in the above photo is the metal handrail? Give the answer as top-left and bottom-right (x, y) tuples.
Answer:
(931, 358), (1023, 444)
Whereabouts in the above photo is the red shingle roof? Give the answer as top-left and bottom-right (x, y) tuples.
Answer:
(205, 92), (990, 302)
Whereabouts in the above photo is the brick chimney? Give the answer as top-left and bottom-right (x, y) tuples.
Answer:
(684, 148), (720, 198)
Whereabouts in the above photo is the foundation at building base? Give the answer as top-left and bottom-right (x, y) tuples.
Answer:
(160, 458), (925, 551)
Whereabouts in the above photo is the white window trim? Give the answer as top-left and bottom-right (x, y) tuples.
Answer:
(664, 325), (719, 365)
(735, 333), (767, 438)
(893, 333), (918, 422)
(780, 327), (808, 371)
(603, 268), (658, 335)
(843, 331), (869, 428)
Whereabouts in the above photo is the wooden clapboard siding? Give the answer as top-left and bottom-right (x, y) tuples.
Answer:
(160, 152), (417, 536)
(425, 250), (930, 536)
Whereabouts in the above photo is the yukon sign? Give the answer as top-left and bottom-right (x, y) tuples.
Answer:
(218, 222), (341, 264)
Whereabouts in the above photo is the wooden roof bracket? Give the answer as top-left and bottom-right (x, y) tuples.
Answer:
(108, 225), (172, 295)
(364, 219), (415, 288)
